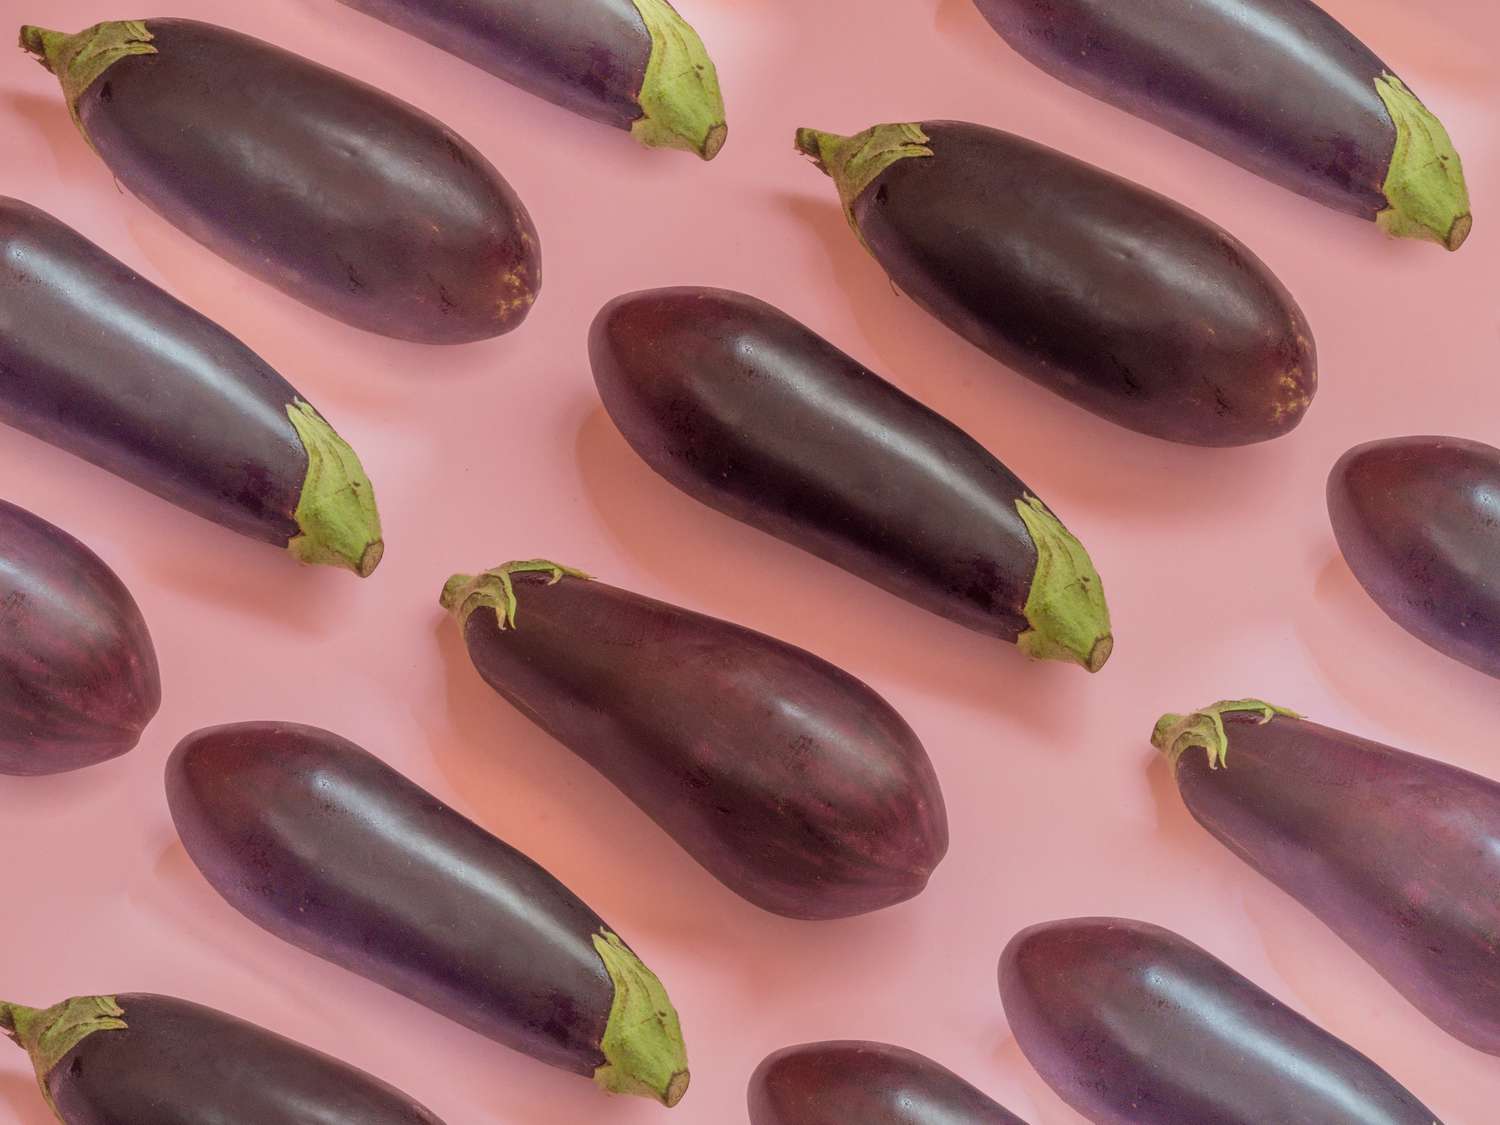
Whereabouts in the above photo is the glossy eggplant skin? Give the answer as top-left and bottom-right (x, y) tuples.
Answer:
(1328, 436), (1500, 678)
(1154, 701), (1500, 1056)
(0, 992), (444, 1124)
(1000, 917), (1441, 1125)
(796, 121), (1316, 446)
(22, 19), (540, 343)
(0, 499), (159, 776)
(748, 1041), (1027, 1125)
(441, 564), (949, 920)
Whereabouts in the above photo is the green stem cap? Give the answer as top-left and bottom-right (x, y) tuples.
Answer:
(285, 400), (383, 577)
(1014, 496), (1112, 673)
(591, 931), (690, 1106)
(1374, 73), (1471, 251)
(629, 0), (727, 160)
(19, 21), (156, 143)
(1151, 699), (1301, 769)
(2, 995), (127, 1116)
(440, 559), (591, 629)
(795, 123), (933, 250)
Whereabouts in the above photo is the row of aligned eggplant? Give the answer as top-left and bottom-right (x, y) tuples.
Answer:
(0, 0), (1493, 1122)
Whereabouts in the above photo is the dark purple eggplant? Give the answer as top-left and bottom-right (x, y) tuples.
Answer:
(971, 0), (1471, 250)
(440, 560), (948, 920)
(1328, 436), (1500, 678)
(590, 287), (1111, 672)
(165, 722), (688, 1106)
(748, 1041), (1027, 1125)
(0, 198), (381, 575)
(999, 917), (1440, 1124)
(1, 992), (443, 1123)
(0, 499), (159, 776)
(1153, 699), (1500, 1056)
(795, 121), (1316, 446)
(21, 19), (540, 343)
(338, 0), (725, 159)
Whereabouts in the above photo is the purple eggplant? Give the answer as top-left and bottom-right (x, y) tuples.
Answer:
(338, 0), (725, 159)
(165, 721), (688, 1106)
(748, 1041), (1027, 1124)
(1153, 699), (1500, 1055)
(0, 499), (159, 776)
(21, 19), (540, 343)
(0, 198), (381, 575)
(590, 287), (1111, 672)
(795, 120), (1316, 446)
(999, 917), (1440, 1124)
(1, 992), (443, 1123)
(1328, 436), (1500, 678)
(440, 560), (948, 920)
(971, 0), (1471, 251)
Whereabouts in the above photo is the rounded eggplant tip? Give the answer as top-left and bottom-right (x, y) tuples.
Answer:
(284, 401), (384, 577)
(591, 932), (690, 1106)
(1013, 496), (1113, 673)
(1149, 699), (1300, 769)
(629, 0), (726, 160)
(1373, 73), (1471, 252)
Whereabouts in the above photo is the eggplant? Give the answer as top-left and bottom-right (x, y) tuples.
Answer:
(1328, 436), (1500, 678)
(748, 1041), (1027, 1124)
(590, 287), (1111, 672)
(795, 120), (1316, 446)
(0, 499), (159, 776)
(165, 721), (688, 1106)
(971, 0), (1471, 251)
(21, 19), (540, 344)
(0, 198), (382, 575)
(440, 560), (948, 920)
(1, 992), (443, 1123)
(338, 0), (726, 159)
(999, 917), (1440, 1124)
(1153, 699), (1500, 1055)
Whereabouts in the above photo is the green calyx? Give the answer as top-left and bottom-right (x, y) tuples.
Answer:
(795, 123), (933, 250)
(19, 21), (156, 143)
(1151, 700), (1301, 769)
(1, 995), (127, 1116)
(285, 400), (383, 577)
(1014, 496), (1112, 673)
(1374, 73), (1471, 251)
(591, 931), (689, 1107)
(439, 559), (591, 630)
(629, 0), (727, 160)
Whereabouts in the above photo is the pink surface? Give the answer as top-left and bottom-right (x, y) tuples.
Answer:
(1, 0), (1497, 1120)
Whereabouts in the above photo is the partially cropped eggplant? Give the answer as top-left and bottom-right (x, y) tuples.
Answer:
(796, 121), (1316, 446)
(1000, 917), (1440, 1124)
(22, 19), (540, 343)
(1, 992), (443, 1123)
(338, 0), (726, 159)
(971, 0), (1471, 250)
(1328, 436), (1500, 678)
(440, 561), (948, 920)
(165, 722), (688, 1106)
(0, 499), (159, 776)
(0, 198), (381, 574)
(1154, 700), (1500, 1056)
(590, 287), (1110, 672)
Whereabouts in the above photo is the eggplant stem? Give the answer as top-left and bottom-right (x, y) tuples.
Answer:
(284, 400), (384, 577)
(18, 21), (156, 143)
(795, 122), (933, 251)
(1374, 73), (1471, 251)
(591, 931), (690, 1106)
(1014, 495), (1113, 673)
(628, 0), (727, 159)
(0, 996), (126, 1116)
(440, 560), (591, 629)
(1151, 700), (1301, 769)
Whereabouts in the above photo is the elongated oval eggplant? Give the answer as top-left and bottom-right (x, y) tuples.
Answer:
(21, 19), (540, 343)
(590, 287), (1111, 672)
(795, 121), (1316, 446)
(971, 0), (1471, 251)
(1, 992), (443, 1123)
(165, 722), (688, 1106)
(338, 0), (726, 159)
(1153, 699), (1500, 1056)
(0, 198), (381, 575)
(1328, 436), (1500, 678)
(440, 561), (948, 920)
(999, 917), (1440, 1124)
(748, 1041), (1027, 1124)
(0, 499), (159, 776)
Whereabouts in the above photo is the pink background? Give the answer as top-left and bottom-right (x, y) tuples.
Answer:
(1, 0), (1497, 1120)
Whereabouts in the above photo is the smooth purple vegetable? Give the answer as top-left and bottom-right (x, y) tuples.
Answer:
(590, 287), (1111, 672)
(0, 498), (159, 776)
(0, 197), (381, 575)
(166, 722), (688, 1106)
(1328, 436), (1500, 678)
(338, 0), (726, 158)
(1, 992), (443, 1123)
(1153, 700), (1500, 1055)
(440, 561), (948, 920)
(971, 0), (1471, 250)
(796, 120), (1316, 446)
(22, 19), (540, 343)
(1000, 917), (1440, 1124)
